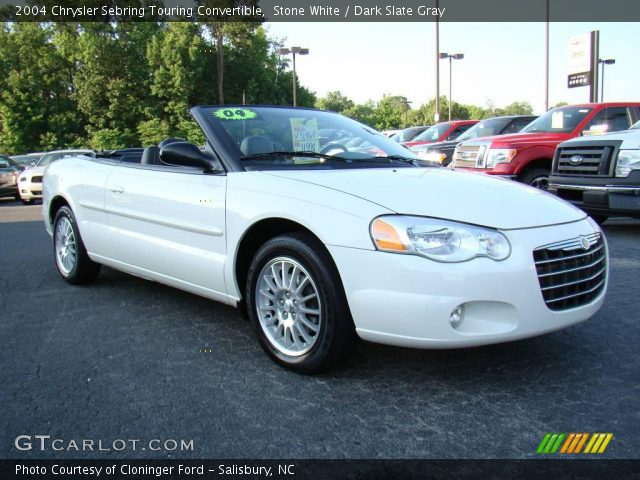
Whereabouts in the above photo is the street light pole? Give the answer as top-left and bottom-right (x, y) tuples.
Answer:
(598, 58), (615, 102)
(439, 53), (464, 121)
(449, 56), (452, 121)
(435, 0), (440, 123)
(292, 50), (297, 107)
(278, 46), (309, 107)
(544, 0), (549, 111)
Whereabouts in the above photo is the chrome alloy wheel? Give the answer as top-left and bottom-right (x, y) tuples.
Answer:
(55, 216), (77, 275)
(255, 256), (322, 357)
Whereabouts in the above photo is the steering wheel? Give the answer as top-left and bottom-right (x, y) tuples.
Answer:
(320, 143), (349, 156)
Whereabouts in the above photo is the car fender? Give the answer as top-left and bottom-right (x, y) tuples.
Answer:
(224, 171), (393, 300)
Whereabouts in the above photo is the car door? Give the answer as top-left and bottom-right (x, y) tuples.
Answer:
(103, 161), (228, 301)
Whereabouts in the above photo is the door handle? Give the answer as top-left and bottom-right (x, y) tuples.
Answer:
(109, 185), (124, 194)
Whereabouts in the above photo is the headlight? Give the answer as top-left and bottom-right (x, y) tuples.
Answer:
(615, 150), (640, 177)
(486, 148), (517, 169)
(415, 151), (447, 163)
(370, 216), (511, 262)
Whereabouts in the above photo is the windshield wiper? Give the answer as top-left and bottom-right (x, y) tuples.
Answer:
(241, 151), (351, 162)
(374, 155), (424, 167)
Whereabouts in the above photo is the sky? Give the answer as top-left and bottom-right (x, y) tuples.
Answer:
(265, 22), (639, 115)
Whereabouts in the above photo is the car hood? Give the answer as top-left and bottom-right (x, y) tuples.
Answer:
(478, 131), (572, 148)
(561, 128), (640, 148)
(265, 168), (585, 230)
(417, 140), (459, 152)
(21, 166), (45, 176)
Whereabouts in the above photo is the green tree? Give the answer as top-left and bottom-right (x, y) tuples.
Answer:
(144, 22), (211, 140)
(0, 23), (83, 153)
(374, 95), (413, 130)
(343, 101), (377, 127)
(316, 91), (354, 113)
(67, 22), (160, 148)
(502, 101), (534, 115)
(413, 96), (471, 126)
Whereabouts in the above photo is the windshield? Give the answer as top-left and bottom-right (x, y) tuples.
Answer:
(36, 151), (93, 167)
(521, 106), (593, 134)
(413, 123), (451, 142)
(204, 106), (420, 168)
(455, 117), (512, 142)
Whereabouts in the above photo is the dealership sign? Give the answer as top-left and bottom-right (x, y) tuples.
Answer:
(567, 33), (592, 88)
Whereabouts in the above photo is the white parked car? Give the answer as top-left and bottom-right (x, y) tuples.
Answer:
(42, 106), (608, 372)
(19, 149), (94, 204)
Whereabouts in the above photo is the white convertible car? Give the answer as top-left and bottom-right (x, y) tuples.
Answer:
(43, 106), (608, 372)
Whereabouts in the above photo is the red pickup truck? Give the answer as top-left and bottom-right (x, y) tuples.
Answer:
(450, 103), (640, 189)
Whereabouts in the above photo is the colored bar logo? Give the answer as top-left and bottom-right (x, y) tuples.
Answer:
(537, 433), (613, 454)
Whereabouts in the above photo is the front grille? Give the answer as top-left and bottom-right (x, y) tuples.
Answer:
(554, 141), (620, 177)
(30, 175), (43, 183)
(452, 145), (484, 168)
(533, 233), (606, 311)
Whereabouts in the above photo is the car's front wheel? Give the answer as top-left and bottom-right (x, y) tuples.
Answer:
(246, 233), (356, 373)
(520, 167), (550, 190)
(53, 206), (101, 284)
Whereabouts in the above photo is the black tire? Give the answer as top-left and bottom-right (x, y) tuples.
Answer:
(519, 167), (550, 190)
(53, 206), (101, 284)
(590, 214), (608, 225)
(246, 232), (357, 373)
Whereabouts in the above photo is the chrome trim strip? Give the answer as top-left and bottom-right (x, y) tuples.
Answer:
(536, 233), (600, 251)
(541, 266), (607, 291)
(545, 278), (606, 303)
(79, 201), (224, 237)
(537, 255), (605, 278)
(549, 183), (640, 193)
(535, 243), (604, 265)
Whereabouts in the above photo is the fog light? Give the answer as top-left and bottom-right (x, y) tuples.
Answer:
(449, 305), (465, 329)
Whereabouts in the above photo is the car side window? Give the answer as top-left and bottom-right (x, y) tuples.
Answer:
(505, 119), (532, 134)
(584, 107), (630, 133)
(447, 125), (472, 140)
(0, 160), (9, 168)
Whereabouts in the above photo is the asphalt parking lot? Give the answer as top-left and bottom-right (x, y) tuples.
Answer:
(1, 198), (639, 460)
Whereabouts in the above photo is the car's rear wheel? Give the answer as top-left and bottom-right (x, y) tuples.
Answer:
(246, 233), (356, 373)
(520, 167), (550, 190)
(53, 206), (101, 284)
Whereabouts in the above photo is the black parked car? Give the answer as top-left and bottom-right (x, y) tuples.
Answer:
(0, 155), (23, 200)
(390, 126), (431, 143)
(409, 115), (537, 166)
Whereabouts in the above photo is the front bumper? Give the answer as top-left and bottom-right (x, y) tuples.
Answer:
(18, 179), (43, 201)
(549, 182), (640, 217)
(328, 218), (606, 348)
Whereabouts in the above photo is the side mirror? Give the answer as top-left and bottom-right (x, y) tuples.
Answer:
(159, 142), (214, 171)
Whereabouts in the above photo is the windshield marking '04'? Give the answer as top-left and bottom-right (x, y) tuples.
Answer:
(204, 106), (421, 168)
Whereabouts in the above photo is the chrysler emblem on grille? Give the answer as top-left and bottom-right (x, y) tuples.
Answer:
(580, 236), (591, 250)
(569, 155), (583, 165)
(460, 152), (471, 160)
